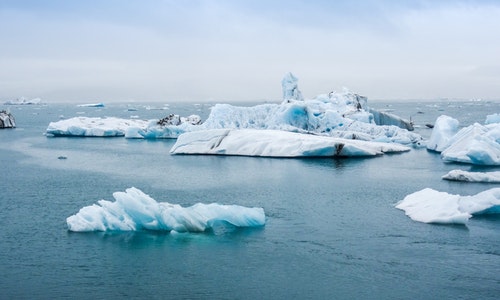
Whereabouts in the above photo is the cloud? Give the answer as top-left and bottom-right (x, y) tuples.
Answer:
(1, 1), (500, 102)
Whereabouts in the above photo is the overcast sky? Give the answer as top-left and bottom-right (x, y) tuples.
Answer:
(1, 0), (499, 102)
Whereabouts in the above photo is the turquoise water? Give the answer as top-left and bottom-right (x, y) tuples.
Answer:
(1, 100), (499, 299)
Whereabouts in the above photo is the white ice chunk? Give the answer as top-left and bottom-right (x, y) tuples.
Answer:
(46, 117), (149, 137)
(170, 129), (410, 157)
(441, 123), (500, 165)
(442, 170), (500, 183)
(396, 188), (500, 224)
(426, 115), (459, 152)
(282, 72), (304, 101)
(67, 187), (266, 232)
(485, 113), (500, 125)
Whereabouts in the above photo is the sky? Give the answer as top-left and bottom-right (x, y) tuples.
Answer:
(1, 0), (500, 103)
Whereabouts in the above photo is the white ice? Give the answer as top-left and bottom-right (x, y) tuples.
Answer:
(4, 97), (42, 105)
(46, 117), (149, 137)
(46, 74), (421, 146)
(426, 115), (459, 152)
(395, 188), (500, 224)
(170, 129), (410, 157)
(442, 170), (500, 183)
(67, 187), (266, 232)
(427, 115), (500, 165)
(77, 102), (105, 107)
(485, 113), (500, 125)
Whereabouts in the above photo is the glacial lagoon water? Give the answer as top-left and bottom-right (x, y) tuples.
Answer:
(1, 100), (499, 299)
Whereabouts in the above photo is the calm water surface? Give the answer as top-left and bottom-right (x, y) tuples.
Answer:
(1, 100), (499, 299)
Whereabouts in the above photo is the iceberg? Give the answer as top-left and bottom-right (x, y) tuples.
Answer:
(442, 170), (500, 183)
(4, 97), (42, 105)
(67, 187), (266, 232)
(426, 115), (459, 152)
(46, 117), (149, 137)
(485, 113), (500, 125)
(395, 188), (500, 224)
(45, 74), (422, 147)
(77, 102), (105, 107)
(427, 115), (500, 165)
(126, 114), (202, 139)
(170, 129), (410, 157)
(282, 72), (304, 101)
(0, 110), (16, 128)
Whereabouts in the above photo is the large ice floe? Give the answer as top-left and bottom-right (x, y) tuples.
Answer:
(46, 117), (149, 137)
(396, 188), (500, 224)
(427, 114), (500, 165)
(442, 170), (500, 183)
(170, 129), (410, 157)
(46, 73), (421, 147)
(67, 187), (265, 232)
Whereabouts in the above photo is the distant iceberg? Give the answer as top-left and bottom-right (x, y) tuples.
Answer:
(67, 187), (266, 232)
(4, 97), (42, 105)
(442, 170), (500, 183)
(427, 114), (500, 165)
(170, 129), (410, 157)
(77, 102), (105, 107)
(396, 188), (500, 224)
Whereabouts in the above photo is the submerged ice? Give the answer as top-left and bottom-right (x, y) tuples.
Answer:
(66, 187), (266, 232)
(396, 188), (500, 224)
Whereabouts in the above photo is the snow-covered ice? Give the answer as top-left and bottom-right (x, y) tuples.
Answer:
(46, 117), (149, 137)
(396, 188), (500, 224)
(170, 129), (410, 157)
(442, 170), (500, 183)
(427, 115), (500, 165)
(67, 187), (266, 232)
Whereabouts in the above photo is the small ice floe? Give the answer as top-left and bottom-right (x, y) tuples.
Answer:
(442, 170), (500, 183)
(66, 187), (266, 232)
(427, 114), (500, 165)
(396, 188), (500, 224)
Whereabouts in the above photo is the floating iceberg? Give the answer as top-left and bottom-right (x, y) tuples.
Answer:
(46, 74), (421, 147)
(4, 97), (42, 105)
(0, 110), (16, 128)
(170, 129), (410, 157)
(126, 114), (202, 139)
(67, 187), (266, 232)
(485, 113), (500, 125)
(396, 188), (500, 224)
(427, 115), (500, 165)
(77, 102), (105, 107)
(426, 115), (459, 152)
(442, 170), (500, 183)
(282, 72), (304, 101)
(46, 117), (149, 137)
